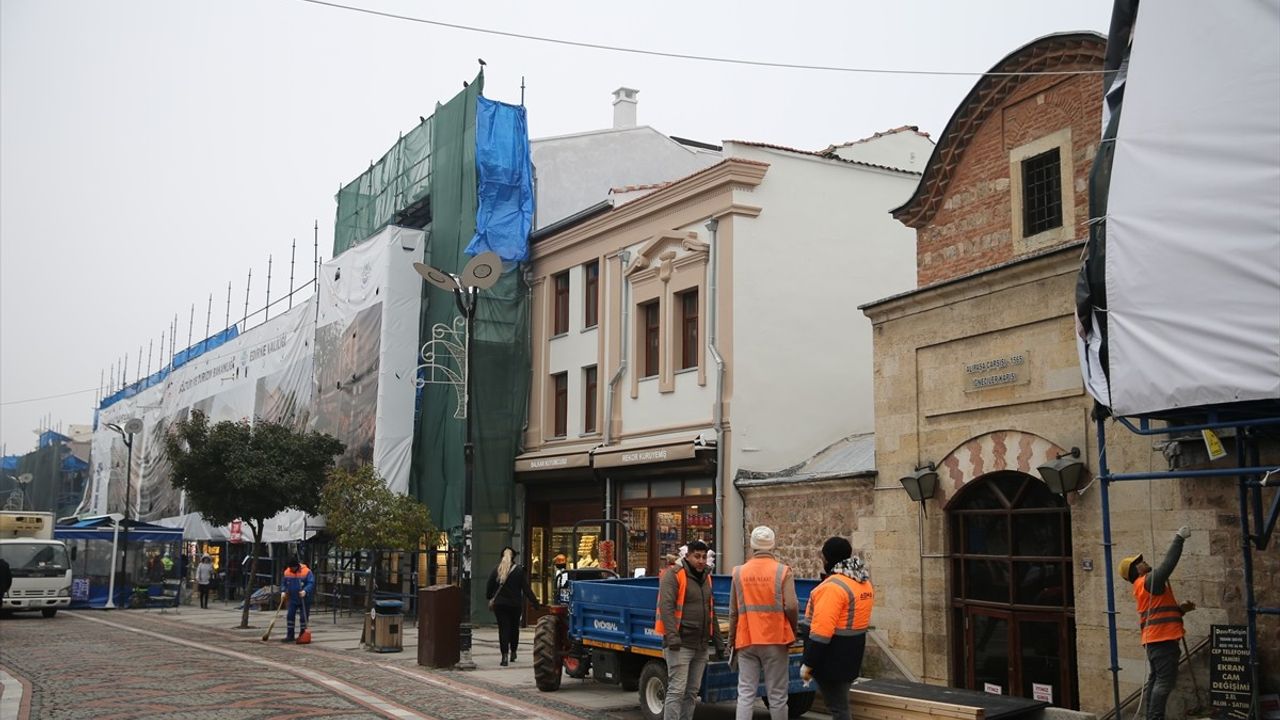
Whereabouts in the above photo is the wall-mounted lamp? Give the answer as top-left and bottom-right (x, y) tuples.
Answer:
(899, 462), (939, 503)
(1038, 446), (1085, 496)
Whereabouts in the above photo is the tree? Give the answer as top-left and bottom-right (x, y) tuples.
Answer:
(319, 464), (435, 626)
(165, 410), (344, 629)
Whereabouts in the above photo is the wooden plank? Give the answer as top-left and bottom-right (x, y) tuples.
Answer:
(852, 689), (984, 720)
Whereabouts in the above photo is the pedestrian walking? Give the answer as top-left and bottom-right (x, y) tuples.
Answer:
(655, 539), (724, 720)
(729, 526), (799, 720)
(195, 554), (215, 609)
(279, 556), (315, 643)
(1119, 526), (1195, 720)
(485, 546), (541, 666)
(800, 537), (874, 720)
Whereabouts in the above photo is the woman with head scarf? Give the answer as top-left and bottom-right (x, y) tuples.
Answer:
(196, 554), (215, 609)
(485, 546), (542, 666)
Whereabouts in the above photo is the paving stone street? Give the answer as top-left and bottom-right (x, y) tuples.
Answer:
(0, 604), (798, 720)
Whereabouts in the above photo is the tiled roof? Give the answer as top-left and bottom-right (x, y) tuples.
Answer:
(609, 181), (672, 194)
(822, 125), (932, 154)
(724, 139), (922, 175)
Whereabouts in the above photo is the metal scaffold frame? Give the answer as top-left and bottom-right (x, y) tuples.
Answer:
(1095, 410), (1280, 719)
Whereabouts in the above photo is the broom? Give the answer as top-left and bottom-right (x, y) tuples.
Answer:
(260, 593), (287, 642)
(297, 597), (312, 645)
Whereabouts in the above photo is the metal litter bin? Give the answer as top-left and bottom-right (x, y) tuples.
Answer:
(372, 599), (403, 653)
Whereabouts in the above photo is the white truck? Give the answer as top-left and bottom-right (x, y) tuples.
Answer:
(1, 511), (73, 616)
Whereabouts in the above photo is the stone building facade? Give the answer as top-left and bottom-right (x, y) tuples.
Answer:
(857, 31), (1276, 716)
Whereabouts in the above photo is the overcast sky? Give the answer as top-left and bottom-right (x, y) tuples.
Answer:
(0, 0), (1112, 454)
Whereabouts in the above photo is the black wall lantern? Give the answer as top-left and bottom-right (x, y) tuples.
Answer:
(899, 462), (939, 503)
(1038, 446), (1085, 496)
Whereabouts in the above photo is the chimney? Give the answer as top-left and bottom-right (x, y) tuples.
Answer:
(612, 87), (638, 129)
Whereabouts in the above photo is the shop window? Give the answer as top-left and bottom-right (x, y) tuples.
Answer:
(583, 365), (598, 433)
(621, 482), (648, 500)
(641, 300), (660, 378)
(651, 478), (681, 497)
(552, 372), (567, 437)
(1021, 148), (1063, 237)
(684, 477), (714, 496)
(553, 271), (570, 336)
(583, 261), (599, 329)
(678, 289), (699, 370)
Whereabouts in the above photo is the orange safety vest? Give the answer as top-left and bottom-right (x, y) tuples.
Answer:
(804, 574), (874, 642)
(732, 557), (795, 648)
(654, 566), (714, 638)
(1134, 578), (1184, 644)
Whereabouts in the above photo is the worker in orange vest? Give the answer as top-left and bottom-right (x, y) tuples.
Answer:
(729, 526), (798, 720)
(656, 539), (722, 720)
(800, 537), (874, 720)
(1119, 525), (1195, 720)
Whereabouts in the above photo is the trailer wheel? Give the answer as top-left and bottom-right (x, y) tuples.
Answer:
(41, 608), (58, 618)
(533, 614), (563, 691)
(787, 691), (815, 718)
(637, 660), (668, 720)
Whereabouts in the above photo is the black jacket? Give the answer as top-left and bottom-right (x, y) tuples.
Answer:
(486, 564), (539, 610)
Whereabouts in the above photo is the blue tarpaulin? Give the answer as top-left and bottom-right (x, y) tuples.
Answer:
(465, 96), (534, 263)
(99, 325), (239, 410)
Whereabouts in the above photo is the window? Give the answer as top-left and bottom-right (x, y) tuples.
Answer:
(552, 372), (567, 437)
(553, 271), (570, 336)
(583, 365), (598, 433)
(641, 301), (660, 378)
(583, 261), (599, 328)
(1021, 148), (1062, 237)
(678, 289), (699, 370)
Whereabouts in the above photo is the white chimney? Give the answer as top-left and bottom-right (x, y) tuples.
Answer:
(612, 87), (638, 129)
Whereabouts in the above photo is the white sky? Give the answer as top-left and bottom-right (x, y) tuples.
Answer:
(0, 0), (1112, 454)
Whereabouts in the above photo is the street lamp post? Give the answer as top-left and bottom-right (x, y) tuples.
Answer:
(413, 252), (500, 671)
(106, 418), (142, 608)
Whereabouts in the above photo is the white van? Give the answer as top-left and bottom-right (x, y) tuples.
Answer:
(1, 511), (73, 616)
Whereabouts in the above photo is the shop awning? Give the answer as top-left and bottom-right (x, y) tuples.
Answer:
(514, 444), (594, 473)
(590, 432), (712, 470)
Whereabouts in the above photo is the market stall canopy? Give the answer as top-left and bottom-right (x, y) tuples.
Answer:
(155, 512), (230, 542)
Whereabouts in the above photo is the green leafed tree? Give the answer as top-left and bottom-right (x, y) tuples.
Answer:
(319, 464), (435, 622)
(165, 410), (345, 629)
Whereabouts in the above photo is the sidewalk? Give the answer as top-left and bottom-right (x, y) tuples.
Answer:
(149, 599), (642, 715)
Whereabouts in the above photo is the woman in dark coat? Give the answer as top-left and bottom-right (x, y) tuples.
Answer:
(485, 546), (541, 666)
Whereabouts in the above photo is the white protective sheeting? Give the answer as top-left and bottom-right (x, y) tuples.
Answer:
(315, 225), (423, 495)
(1101, 0), (1280, 416)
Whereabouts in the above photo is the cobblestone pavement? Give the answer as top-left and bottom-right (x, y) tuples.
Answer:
(0, 611), (603, 720)
(0, 608), (802, 720)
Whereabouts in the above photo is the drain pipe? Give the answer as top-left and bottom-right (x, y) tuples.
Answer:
(704, 218), (727, 559)
(601, 251), (632, 541)
(603, 250), (631, 448)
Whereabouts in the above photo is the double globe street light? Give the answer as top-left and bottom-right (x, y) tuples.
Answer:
(413, 251), (501, 671)
(105, 417), (142, 609)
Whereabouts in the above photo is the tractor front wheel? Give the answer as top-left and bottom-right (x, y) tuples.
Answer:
(533, 614), (563, 691)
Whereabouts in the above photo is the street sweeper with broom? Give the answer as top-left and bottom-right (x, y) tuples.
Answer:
(279, 555), (315, 644)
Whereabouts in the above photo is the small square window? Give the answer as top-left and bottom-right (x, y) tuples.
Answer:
(1022, 148), (1063, 237)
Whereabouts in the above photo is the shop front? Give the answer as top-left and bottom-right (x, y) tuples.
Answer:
(515, 445), (601, 607)
(593, 433), (717, 577)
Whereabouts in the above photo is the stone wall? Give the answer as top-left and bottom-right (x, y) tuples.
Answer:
(739, 475), (877, 580)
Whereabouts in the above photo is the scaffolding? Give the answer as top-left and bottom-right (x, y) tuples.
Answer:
(1096, 410), (1280, 718)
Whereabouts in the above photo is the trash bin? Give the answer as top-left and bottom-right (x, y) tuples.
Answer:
(372, 600), (403, 653)
(418, 585), (460, 668)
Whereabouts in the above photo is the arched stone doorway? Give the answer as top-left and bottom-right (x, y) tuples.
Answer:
(945, 469), (1078, 709)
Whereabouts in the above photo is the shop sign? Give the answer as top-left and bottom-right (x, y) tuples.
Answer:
(963, 351), (1030, 392)
(71, 577), (90, 601)
(1210, 624), (1252, 718)
(230, 519), (242, 544)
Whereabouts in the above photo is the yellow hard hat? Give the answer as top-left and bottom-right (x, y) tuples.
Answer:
(1119, 554), (1144, 583)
